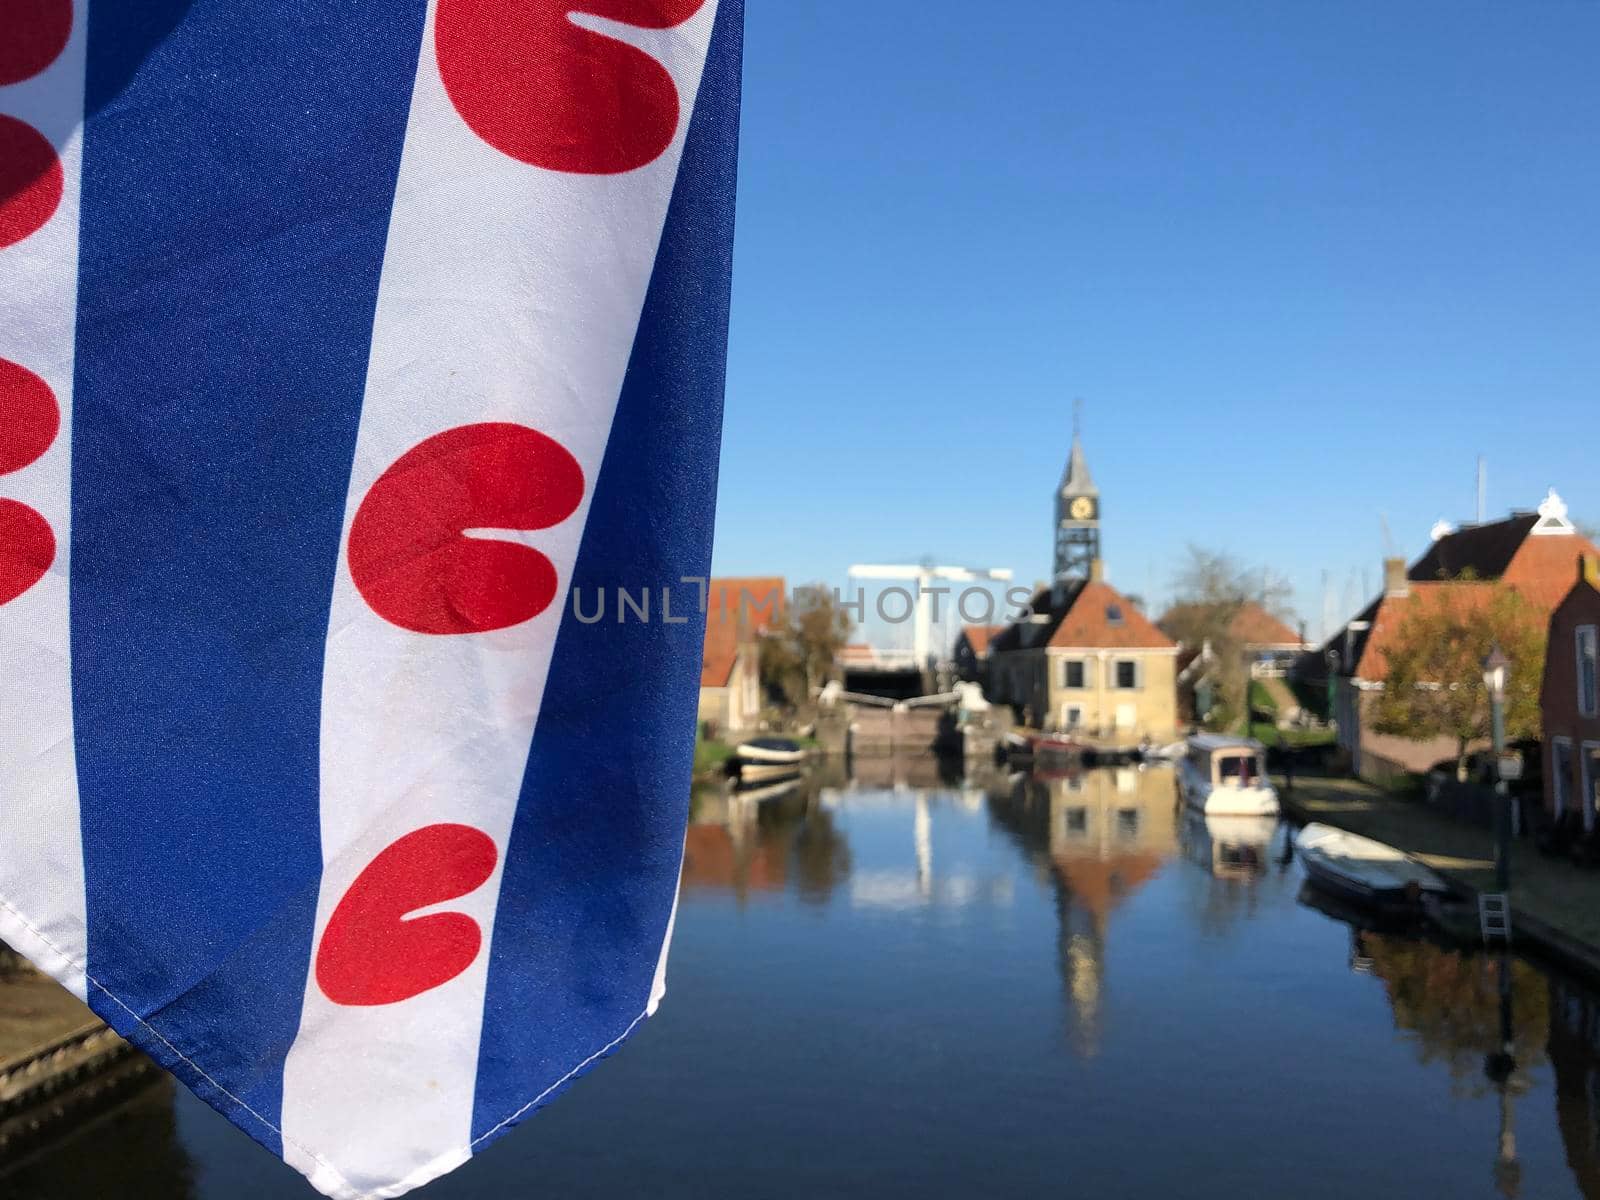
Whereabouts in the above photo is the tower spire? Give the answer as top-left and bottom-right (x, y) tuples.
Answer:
(1054, 402), (1101, 582)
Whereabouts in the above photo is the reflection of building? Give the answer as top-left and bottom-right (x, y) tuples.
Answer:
(1548, 975), (1600, 1197)
(682, 821), (788, 899)
(989, 767), (1176, 1057)
(681, 782), (851, 906)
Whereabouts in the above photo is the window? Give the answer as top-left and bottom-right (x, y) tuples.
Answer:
(1579, 626), (1598, 718)
(1064, 807), (1088, 836)
(1113, 660), (1139, 689)
(1554, 738), (1574, 817)
(1106, 604), (1124, 626)
(1061, 659), (1086, 689)
(1064, 706), (1083, 729)
(1586, 745), (1600, 831)
(1219, 754), (1262, 786)
(1116, 808), (1140, 838)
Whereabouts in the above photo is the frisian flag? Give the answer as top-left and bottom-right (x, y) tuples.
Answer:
(0, 1), (742, 1196)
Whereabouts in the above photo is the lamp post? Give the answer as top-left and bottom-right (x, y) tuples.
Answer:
(1483, 643), (1512, 892)
(1324, 648), (1340, 732)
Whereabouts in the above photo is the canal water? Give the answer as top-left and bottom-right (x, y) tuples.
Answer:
(6, 761), (1600, 1199)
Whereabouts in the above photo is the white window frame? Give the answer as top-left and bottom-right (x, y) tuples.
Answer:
(1553, 737), (1573, 818)
(1578, 625), (1598, 718)
(1112, 658), (1141, 691)
(1585, 742), (1600, 833)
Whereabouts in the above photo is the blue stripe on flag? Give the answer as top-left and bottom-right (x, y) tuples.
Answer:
(70, 3), (427, 1153)
(470, 0), (745, 1146)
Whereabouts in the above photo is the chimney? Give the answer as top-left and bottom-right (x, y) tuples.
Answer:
(1089, 559), (1105, 583)
(1383, 557), (1409, 599)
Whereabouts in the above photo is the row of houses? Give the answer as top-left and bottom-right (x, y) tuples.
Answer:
(1318, 490), (1597, 787)
(694, 433), (1597, 826)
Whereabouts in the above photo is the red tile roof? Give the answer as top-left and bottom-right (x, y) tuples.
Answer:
(959, 624), (1005, 655)
(1504, 533), (1600, 609)
(1158, 602), (1303, 649)
(1329, 519), (1600, 682)
(991, 580), (1178, 654)
(1049, 581), (1177, 650)
(700, 577), (785, 689)
(1353, 583), (1499, 681)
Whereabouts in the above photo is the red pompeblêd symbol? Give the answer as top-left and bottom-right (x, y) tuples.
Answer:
(0, 115), (63, 250)
(0, 498), (55, 606)
(435, 0), (708, 175)
(316, 824), (499, 1007)
(348, 422), (585, 635)
(0, 0), (73, 86)
(0, 359), (60, 476)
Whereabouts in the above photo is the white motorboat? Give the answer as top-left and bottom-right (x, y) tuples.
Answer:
(1176, 734), (1279, 816)
(1294, 822), (1448, 911)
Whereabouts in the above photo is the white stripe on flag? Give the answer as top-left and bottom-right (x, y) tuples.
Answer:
(0, 3), (89, 1002)
(281, 4), (719, 1195)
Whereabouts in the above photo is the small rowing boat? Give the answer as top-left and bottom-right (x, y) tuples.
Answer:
(733, 737), (805, 766)
(1294, 823), (1447, 912)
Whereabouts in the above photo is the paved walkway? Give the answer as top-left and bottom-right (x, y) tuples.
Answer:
(1278, 773), (1600, 977)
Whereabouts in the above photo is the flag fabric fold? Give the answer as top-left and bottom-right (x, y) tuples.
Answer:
(0, 1), (742, 1195)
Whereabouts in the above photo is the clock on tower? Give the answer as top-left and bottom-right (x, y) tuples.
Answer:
(1054, 426), (1100, 581)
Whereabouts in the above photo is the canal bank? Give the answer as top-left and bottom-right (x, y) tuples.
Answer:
(1278, 772), (1600, 983)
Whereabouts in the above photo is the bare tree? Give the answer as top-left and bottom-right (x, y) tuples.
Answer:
(760, 584), (853, 708)
(1165, 546), (1296, 731)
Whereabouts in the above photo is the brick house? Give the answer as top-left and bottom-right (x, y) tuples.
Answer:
(698, 577), (785, 736)
(987, 565), (1179, 743)
(1542, 556), (1600, 827)
(1321, 492), (1599, 786)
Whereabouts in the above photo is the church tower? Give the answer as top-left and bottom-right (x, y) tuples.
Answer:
(1054, 412), (1100, 582)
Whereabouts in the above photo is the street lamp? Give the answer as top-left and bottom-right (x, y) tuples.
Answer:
(1324, 648), (1340, 732)
(1483, 642), (1512, 892)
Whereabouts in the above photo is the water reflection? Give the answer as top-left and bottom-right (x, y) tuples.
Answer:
(14, 759), (1600, 1198)
(0, 1071), (194, 1199)
(988, 765), (1176, 1057)
(1551, 975), (1600, 1197)
(685, 779), (851, 905)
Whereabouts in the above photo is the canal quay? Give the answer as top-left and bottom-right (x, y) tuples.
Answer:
(5, 758), (1600, 1199)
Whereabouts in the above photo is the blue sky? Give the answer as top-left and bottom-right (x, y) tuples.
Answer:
(709, 0), (1599, 643)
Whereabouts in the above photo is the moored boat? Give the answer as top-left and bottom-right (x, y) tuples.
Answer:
(1176, 733), (1279, 816)
(1294, 822), (1448, 912)
(734, 737), (806, 766)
